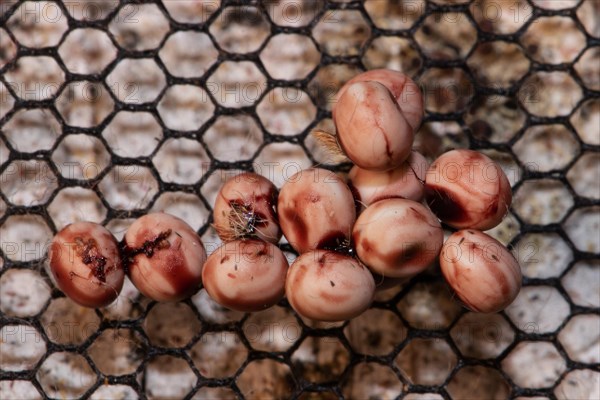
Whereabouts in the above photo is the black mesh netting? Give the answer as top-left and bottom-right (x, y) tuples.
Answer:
(0, 0), (599, 399)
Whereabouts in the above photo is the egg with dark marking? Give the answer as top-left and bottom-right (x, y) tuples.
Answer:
(286, 250), (375, 321)
(425, 149), (512, 230)
(440, 229), (521, 313)
(123, 213), (206, 302)
(278, 168), (356, 254)
(213, 172), (281, 244)
(49, 222), (124, 308)
(202, 239), (288, 312)
(353, 199), (443, 278)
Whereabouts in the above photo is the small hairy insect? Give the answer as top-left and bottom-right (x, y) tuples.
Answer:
(425, 149), (512, 230)
(277, 168), (356, 254)
(202, 239), (288, 312)
(331, 69), (423, 171)
(123, 213), (206, 302)
(286, 250), (375, 322)
(353, 199), (443, 278)
(213, 172), (281, 244)
(348, 150), (429, 210)
(440, 230), (522, 313)
(48, 222), (124, 308)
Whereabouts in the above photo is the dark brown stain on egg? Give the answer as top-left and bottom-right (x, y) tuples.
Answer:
(125, 229), (201, 300)
(316, 231), (348, 253)
(121, 229), (172, 269)
(75, 237), (108, 283)
(426, 186), (467, 224)
(400, 243), (423, 264)
(282, 207), (308, 251)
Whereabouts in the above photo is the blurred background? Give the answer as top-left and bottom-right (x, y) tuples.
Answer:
(0, 0), (598, 399)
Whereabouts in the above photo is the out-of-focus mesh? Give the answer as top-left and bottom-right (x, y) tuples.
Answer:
(0, 0), (599, 399)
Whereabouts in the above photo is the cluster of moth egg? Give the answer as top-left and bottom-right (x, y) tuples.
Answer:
(48, 69), (521, 320)
(204, 69), (521, 321)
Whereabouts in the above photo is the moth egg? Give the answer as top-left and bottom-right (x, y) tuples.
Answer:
(48, 222), (124, 308)
(440, 230), (522, 313)
(278, 168), (356, 254)
(123, 213), (207, 302)
(333, 69), (424, 132)
(353, 199), (443, 278)
(213, 172), (281, 243)
(202, 239), (288, 312)
(425, 149), (512, 230)
(286, 250), (375, 322)
(334, 80), (414, 171)
(333, 69), (423, 171)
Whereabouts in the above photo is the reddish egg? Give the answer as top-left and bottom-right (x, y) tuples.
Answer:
(213, 172), (281, 244)
(440, 230), (522, 313)
(334, 80), (414, 171)
(334, 69), (424, 133)
(202, 239), (288, 312)
(48, 222), (124, 308)
(348, 151), (429, 210)
(286, 250), (375, 321)
(353, 199), (443, 278)
(277, 168), (356, 254)
(425, 149), (512, 230)
(123, 213), (206, 302)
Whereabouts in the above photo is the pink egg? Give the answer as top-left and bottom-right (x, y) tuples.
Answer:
(334, 80), (414, 171)
(440, 230), (522, 313)
(213, 172), (281, 243)
(286, 250), (375, 321)
(123, 213), (206, 302)
(333, 69), (424, 132)
(348, 151), (429, 210)
(202, 239), (288, 312)
(278, 168), (356, 254)
(425, 149), (512, 230)
(48, 222), (124, 308)
(353, 199), (443, 278)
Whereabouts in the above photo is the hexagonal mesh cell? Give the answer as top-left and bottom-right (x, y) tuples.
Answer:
(0, 1), (598, 399)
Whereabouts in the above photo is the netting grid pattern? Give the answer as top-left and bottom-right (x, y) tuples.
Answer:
(0, 0), (598, 399)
